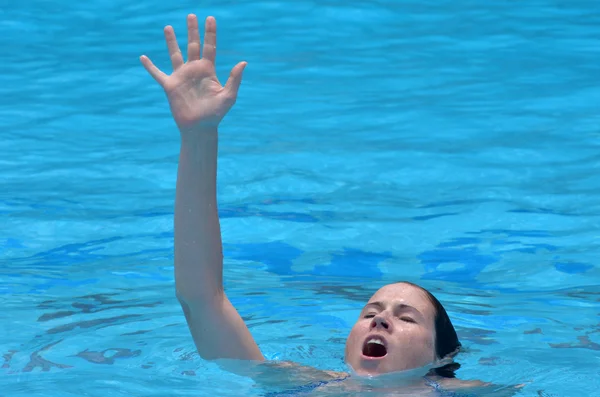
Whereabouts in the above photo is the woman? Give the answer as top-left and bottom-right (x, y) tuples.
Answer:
(140, 13), (519, 395)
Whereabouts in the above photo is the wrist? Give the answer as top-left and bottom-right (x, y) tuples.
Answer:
(180, 125), (218, 144)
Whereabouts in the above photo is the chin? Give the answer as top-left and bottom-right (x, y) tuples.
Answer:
(348, 359), (390, 377)
(353, 367), (385, 377)
(352, 362), (441, 382)
(349, 357), (431, 378)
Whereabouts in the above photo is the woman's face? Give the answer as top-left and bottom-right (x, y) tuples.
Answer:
(345, 283), (438, 376)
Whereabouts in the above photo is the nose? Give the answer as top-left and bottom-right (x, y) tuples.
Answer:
(370, 315), (391, 331)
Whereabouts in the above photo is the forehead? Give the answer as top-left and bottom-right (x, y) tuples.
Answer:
(368, 283), (435, 317)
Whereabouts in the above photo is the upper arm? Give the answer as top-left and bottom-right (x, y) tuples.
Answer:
(178, 292), (264, 362)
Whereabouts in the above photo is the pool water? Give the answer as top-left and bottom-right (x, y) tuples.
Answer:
(1, 0), (599, 395)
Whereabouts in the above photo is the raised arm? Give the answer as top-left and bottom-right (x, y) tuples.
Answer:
(140, 14), (264, 362)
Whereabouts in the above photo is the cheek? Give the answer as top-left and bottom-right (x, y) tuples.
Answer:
(345, 323), (366, 355)
(417, 331), (436, 361)
(396, 325), (435, 356)
(416, 327), (435, 348)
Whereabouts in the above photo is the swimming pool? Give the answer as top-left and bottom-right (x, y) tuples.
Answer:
(1, 0), (599, 395)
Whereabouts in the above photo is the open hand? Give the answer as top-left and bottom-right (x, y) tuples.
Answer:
(140, 14), (246, 131)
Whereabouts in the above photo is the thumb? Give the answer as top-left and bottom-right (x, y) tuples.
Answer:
(224, 61), (247, 98)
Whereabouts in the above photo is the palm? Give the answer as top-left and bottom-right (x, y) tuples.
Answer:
(141, 15), (246, 131)
(164, 60), (226, 129)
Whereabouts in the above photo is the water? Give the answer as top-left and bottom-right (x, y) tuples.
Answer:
(1, 0), (599, 395)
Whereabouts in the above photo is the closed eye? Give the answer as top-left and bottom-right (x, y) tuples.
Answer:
(364, 313), (376, 318)
(400, 316), (416, 323)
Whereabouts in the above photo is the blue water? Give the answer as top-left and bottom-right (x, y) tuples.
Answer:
(1, 0), (599, 395)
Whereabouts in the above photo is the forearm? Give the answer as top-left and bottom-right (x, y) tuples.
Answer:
(173, 127), (264, 362)
(174, 127), (223, 301)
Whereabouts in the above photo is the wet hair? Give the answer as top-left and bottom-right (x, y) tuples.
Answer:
(400, 281), (462, 378)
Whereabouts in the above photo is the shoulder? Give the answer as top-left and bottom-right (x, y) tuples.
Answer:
(323, 369), (350, 379)
(253, 360), (349, 384)
(437, 378), (491, 389)
(433, 376), (526, 396)
(264, 360), (348, 379)
(236, 360), (349, 394)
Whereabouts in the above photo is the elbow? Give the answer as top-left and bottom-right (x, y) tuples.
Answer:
(175, 284), (224, 307)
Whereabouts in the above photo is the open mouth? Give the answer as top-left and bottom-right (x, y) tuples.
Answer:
(362, 335), (388, 358)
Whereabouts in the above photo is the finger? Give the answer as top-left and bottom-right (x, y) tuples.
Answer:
(224, 61), (247, 97)
(164, 26), (184, 70)
(187, 14), (201, 62)
(202, 16), (217, 64)
(140, 55), (167, 86)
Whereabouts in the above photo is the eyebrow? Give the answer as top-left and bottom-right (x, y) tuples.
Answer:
(363, 301), (424, 318)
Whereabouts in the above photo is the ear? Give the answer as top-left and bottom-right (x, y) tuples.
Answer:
(446, 346), (461, 358)
(433, 354), (453, 368)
